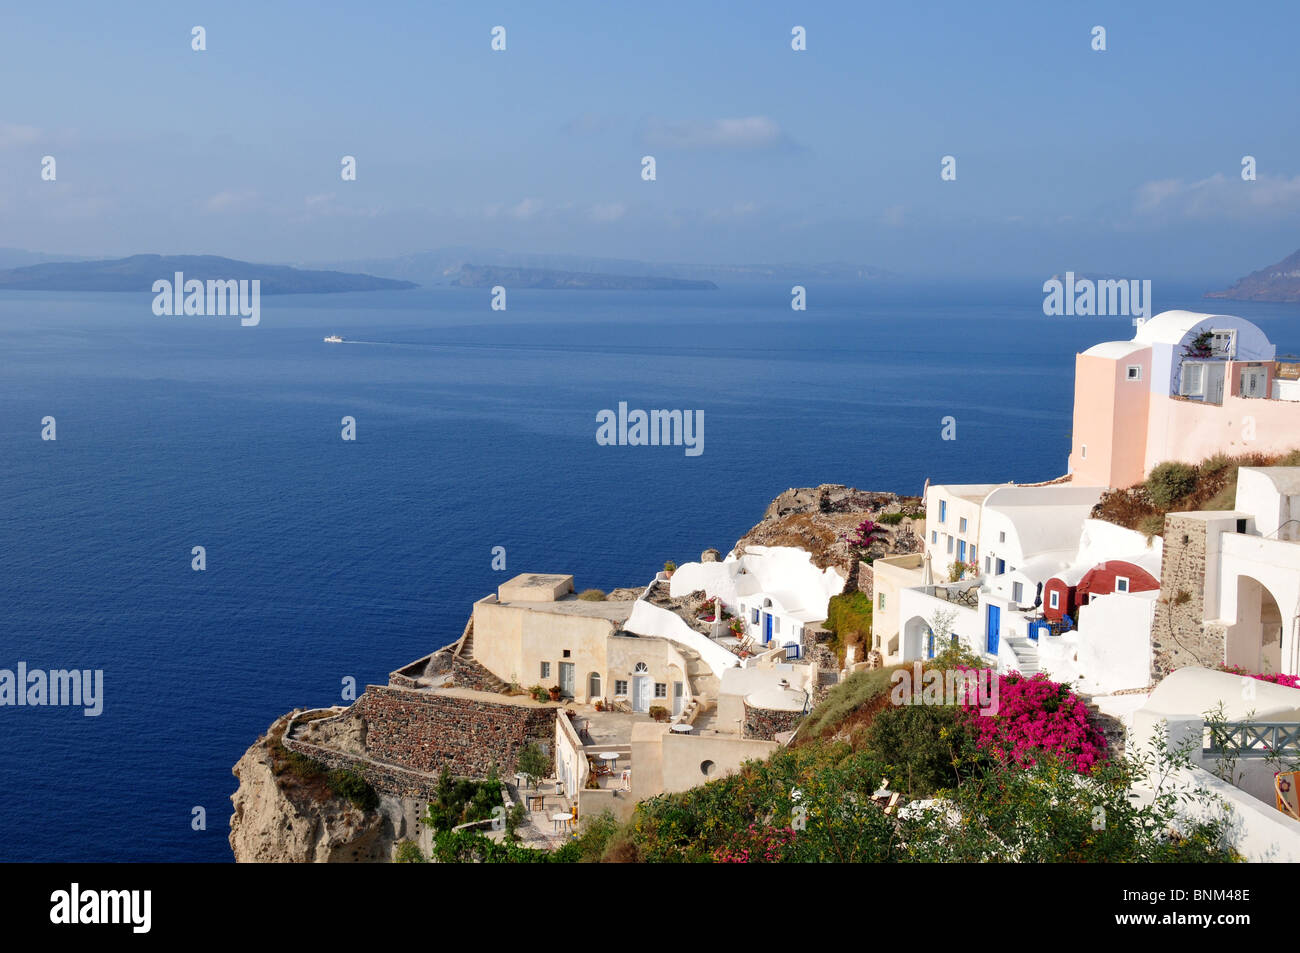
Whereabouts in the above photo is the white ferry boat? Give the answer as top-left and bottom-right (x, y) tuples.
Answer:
(323, 335), (344, 343)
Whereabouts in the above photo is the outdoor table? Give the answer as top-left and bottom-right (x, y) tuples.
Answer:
(551, 812), (573, 833)
(670, 723), (692, 734)
(598, 751), (620, 770)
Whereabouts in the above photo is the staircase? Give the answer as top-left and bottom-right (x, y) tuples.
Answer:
(1003, 634), (1041, 675)
(456, 618), (476, 659)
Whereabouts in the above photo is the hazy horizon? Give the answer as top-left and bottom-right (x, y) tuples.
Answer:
(2, 1), (1298, 283)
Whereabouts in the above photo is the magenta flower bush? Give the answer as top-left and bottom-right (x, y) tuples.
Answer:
(1221, 665), (1300, 690)
(712, 824), (797, 863)
(961, 672), (1107, 774)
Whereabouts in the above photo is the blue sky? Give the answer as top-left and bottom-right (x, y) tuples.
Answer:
(2, 0), (1298, 280)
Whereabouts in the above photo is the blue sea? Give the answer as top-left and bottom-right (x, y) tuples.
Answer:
(2, 281), (1297, 861)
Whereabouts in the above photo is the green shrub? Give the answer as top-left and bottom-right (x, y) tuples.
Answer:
(394, 840), (426, 863)
(1139, 512), (1166, 540)
(861, 702), (976, 799)
(824, 591), (872, 639)
(1145, 461), (1198, 509)
(578, 588), (607, 601)
(877, 512), (906, 525)
(327, 768), (379, 811)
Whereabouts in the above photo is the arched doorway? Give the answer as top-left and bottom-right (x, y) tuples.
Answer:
(902, 616), (933, 661)
(588, 672), (601, 701)
(1227, 575), (1285, 674)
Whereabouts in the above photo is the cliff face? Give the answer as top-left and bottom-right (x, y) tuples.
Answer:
(228, 713), (424, 863)
(735, 484), (923, 570)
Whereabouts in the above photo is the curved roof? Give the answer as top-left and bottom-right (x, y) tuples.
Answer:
(1082, 340), (1148, 359)
(1133, 310), (1259, 346)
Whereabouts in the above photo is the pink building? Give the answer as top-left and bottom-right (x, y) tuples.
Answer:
(1068, 310), (1297, 488)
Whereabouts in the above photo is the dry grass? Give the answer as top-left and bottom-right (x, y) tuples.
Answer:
(1092, 447), (1300, 535)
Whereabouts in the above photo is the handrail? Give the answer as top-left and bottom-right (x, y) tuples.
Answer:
(1205, 721), (1300, 757)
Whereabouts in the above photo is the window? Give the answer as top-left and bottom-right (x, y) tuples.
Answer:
(562, 649), (571, 658)
(634, 661), (648, 674)
(931, 531), (938, 544)
(1181, 363), (1205, 397)
(959, 517), (968, 533)
(774, 617), (781, 633)
(1115, 576), (1130, 593)
(614, 680), (628, 696)
(878, 593), (886, 611)
(1012, 582), (1024, 603)
(654, 683), (667, 698)
(1126, 365), (1142, 381)
(984, 556), (991, 573)
(1081, 444), (1088, 460)
(1049, 591), (1060, 610)
(540, 662), (551, 679)
(999, 531), (1006, 543)
(1211, 329), (1236, 358)
(958, 540), (967, 562)
(939, 500), (947, 523)
(996, 559), (1006, 575)
(946, 536), (954, 555)
(970, 545), (977, 564)
(751, 608), (759, 624)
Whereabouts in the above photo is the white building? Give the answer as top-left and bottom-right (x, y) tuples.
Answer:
(667, 545), (844, 655)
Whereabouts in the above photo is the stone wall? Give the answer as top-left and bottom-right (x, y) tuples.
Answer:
(1150, 515), (1223, 680)
(743, 701), (804, 741)
(855, 562), (875, 599)
(283, 686), (559, 797)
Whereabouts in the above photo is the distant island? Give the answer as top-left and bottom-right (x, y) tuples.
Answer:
(1206, 247), (1300, 302)
(0, 254), (417, 294)
(450, 264), (717, 291)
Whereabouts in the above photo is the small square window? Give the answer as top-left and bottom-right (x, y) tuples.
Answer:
(999, 531), (1006, 543)
(1081, 444), (1088, 460)
(540, 662), (551, 679)
(614, 680), (628, 696)
(1049, 591), (1060, 610)
(1126, 365), (1142, 381)
(1115, 576), (1130, 593)
(654, 683), (667, 698)
(562, 649), (571, 658)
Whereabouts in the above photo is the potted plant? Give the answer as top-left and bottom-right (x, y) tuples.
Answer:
(548, 685), (564, 702)
(648, 705), (669, 722)
(663, 560), (677, 578)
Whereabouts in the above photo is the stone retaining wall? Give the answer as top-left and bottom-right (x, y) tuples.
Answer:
(743, 701), (805, 741)
(283, 686), (560, 797)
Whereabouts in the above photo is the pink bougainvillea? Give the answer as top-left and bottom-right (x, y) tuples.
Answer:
(1221, 665), (1300, 690)
(961, 672), (1107, 774)
(712, 824), (797, 863)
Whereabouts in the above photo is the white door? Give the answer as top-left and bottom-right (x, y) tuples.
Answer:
(672, 681), (683, 716)
(632, 676), (650, 712)
(559, 662), (575, 698)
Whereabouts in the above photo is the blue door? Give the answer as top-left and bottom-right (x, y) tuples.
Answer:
(958, 540), (967, 563)
(763, 613), (773, 644)
(986, 604), (1001, 655)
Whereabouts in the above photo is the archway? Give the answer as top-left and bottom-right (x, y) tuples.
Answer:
(902, 616), (933, 662)
(1227, 575), (1285, 674)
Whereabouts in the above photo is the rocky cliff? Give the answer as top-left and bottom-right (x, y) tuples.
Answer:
(229, 712), (425, 863)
